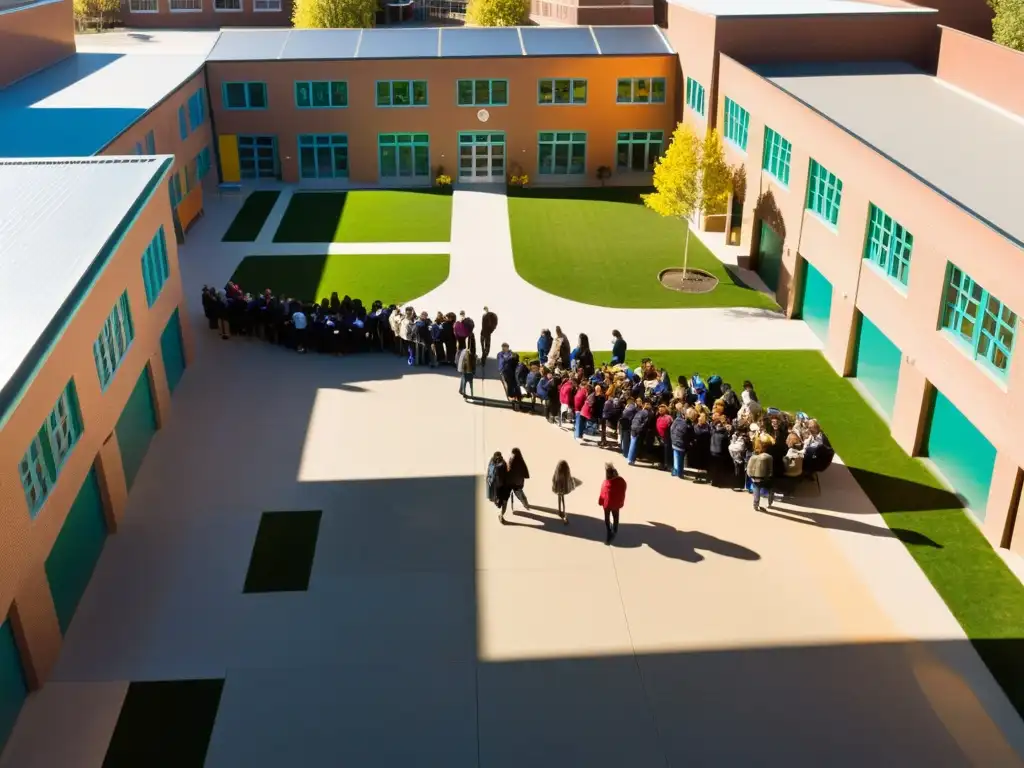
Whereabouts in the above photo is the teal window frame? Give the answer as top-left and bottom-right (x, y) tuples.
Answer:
(864, 204), (913, 287)
(144, 130), (156, 155)
(806, 159), (843, 227)
(616, 78), (666, 105)
(168, 172), (182, 208)
(19, 380), (83, 518)
(723, 97), (749, 151)
(537, 131), (586, 175)
(762, 126), (792, 186)
(141, 226), (170, 307)
(941, 265), (1017, 377)
(537, 78), (586, 105)
(223, 81), (268, 110)
(187, 87), (205, 130)
(134, 142), (143, 155)
(294, 80), (348, 109)
(178, 105), (188, 140)
(457, 79), (508, 107)
(197, 146), (211, 180)
(375, 80), (428, 108)
(685, 77), (705, 116)
(378, 133), (430, 178)
(94, 291), (135, 390)
(298, 134), (349, 179)
(616, 130), (663, 172)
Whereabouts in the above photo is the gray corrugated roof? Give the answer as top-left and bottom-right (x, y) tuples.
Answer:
(758, 61), (1024, 249)
(204, 26), (675, 61)
(0, 156), (171, 424)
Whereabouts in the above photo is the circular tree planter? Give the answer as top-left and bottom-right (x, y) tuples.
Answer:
(659, 268), (719, 294)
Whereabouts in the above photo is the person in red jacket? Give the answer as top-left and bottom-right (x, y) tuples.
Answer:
(558, 377), (576, 430)
(598, 463), (627, 544)
(573, 382), (591, 441)
(655, 403), (674, 472)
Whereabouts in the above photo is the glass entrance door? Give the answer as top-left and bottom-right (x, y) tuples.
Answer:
(238, 135), (278, 180)
(458, 132), (505, 182)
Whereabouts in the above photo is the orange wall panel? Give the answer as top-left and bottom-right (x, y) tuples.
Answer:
(0, 0), (75, 88)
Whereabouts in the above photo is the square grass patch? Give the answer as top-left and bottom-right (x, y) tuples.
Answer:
(273, 191), (452, 243)
(508, 187), (776, 310)
(244, 510), (322, 593)
(620, 348), (1024, 716)
(229, 253), (448, 305)
(103, 679), (224, 767)
(222, 191), (280, 242)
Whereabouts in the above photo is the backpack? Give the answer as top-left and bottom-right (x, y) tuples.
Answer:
(721, 389), (741, 417)
(707, 375), (723, 401)
(430, 323), (442, 341)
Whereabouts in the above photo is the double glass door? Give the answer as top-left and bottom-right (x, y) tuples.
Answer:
(458, 132), (505, 182)
(238, 135), (278, 180)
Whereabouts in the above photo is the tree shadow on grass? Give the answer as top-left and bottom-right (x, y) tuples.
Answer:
(505, 509), (761, 564)
(229, 254), (328, 300)
(273, 192), (349, 243)
(761, 505), (943, 549)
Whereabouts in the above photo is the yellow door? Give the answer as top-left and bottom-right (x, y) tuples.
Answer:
(218, 134), (240, 183)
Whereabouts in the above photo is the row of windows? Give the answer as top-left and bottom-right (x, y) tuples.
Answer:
(128, 0), (280, 11)
(133, 130), (156, 157)
(222, 77), (669, 110)
(685, 77), (705, 117)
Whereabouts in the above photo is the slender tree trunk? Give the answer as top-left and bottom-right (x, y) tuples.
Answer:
(682, 222), (690, 277)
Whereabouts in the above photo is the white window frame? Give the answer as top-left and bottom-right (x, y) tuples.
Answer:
(170, 0), (202, 11)
(214, 0), (242, 11)
(128, 0), (158, 12)
(253, 0), (281, 10)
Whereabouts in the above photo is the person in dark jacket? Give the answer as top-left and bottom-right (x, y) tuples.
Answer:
(576, 333), (595, 378)
(602, 393), (623, 448)
(201, 287), (217, 330)
(497, 344), (522, 409)
(610, 330), (627, 366)
(670, 407), (693, 479)
(689, 413), (712, 482)
(537, 329), (553, 363)
(487, 451), (512, 522)
(555, 326), (571, 370)
(763, 413), (789, 480)
(709, 416), (732, 486)
(441, 313), (457, 366)
(720, 383), (741, 420)
(598, 463), (627, 544)
(507, 447), (531, 512)
(619, 399), (637, 458)
(627, 401), (652, 465)
(544, 372), (561, 423)
(480, 306), (498, 365)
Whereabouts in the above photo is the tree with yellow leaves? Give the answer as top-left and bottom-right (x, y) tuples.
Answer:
(467, 0), (530, 25)
(643, 122), (703, 277)
(701, 128), (732, 220)
(293, 0), (377, 28)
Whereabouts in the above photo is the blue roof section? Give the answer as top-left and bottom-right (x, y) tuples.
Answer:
(280, 28), (362, 59)
(592, 25), (673, 55)
(0, 51), (207, 158)
(440, 27), (523, 58)
(520, 27), (598, 56)
(206, 29), (290, 61)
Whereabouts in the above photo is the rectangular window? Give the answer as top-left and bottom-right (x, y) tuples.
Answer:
(19, 380), (83, 518)
(169, 0), (201, 9)
(456, 79), (508, 107)
(298, 134), (349, 179)
(214, 0), (241, 9)
(378, 133), (430, 178)
(616, 130), (663, 172)
(723, 97), (750, 152)
(168, 173), (182, 208)
(223, 82), (267, 109)
(254, 0), (280, 8)
(537, 78), (586, 105)
(178, 106), (188, 140)
(616, 78), (666, 105)
(294, 80), (348, 109)
(805, 159), (843, 227)
(145, 130), (156, 155)
(685, 77), (705, 116)
(537, 131), (586, 175)
(376, 80), (428, 107)
(128, 0), (157, 10)
(197, 146), (211, 180)
(188, 88), (205, 131)
(762, 126), (792, 186)
(864, 204), (913, 287)
(941, 266), (1017, 376)
(141, 227), (170, 307)
(94, 291), (134, 390)
(134, 142), (143, 155)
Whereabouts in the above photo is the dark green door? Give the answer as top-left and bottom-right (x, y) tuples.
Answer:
(757, 221), (783, 293)
(160, 309), (186, 395)
(799, 261), (833, 344)
(0, 617), (28, 753)
(924, 390), (996, 519)
(45, 468), (108, 635)
(116, 367), (158, 492)
(853, 313), (902, 420)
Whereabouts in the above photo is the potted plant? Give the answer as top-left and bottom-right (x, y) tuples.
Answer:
(596, 166), (612, 186)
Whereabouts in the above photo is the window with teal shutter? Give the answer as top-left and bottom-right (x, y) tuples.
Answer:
(762, 126), (792, 186)
(685, 77), (705, 116)
(863, 204), (913, 287)
(19, 380), (83, 517)
(723, 97), (750, 151)
(941, 265), (1017, 377)
(805, 159), (843, 227)
(94, 292), (135, 390)
(145, 130), (156, 154)
(141, 227), (170, 306)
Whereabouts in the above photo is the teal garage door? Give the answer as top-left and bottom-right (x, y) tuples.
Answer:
(116, 366), (158, 492)
(0, 618), (28, 753)
(799, 261), (833, 344)
(45, 468), (108, 635)
(925, 390), (997, 519)
(853, 313), (902, 420)
(160, 309), (186, 395)
(757, 221), (783, 293)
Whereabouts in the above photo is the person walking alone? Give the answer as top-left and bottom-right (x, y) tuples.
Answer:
(480, 306), (498, 367)
(456, 343), (477, 398)
(598, 463), (627, 544)
(507, 447), (531, 512)
(746, 437), (775, 512)
(487, 451), (512, 523)
(551, 460), (576, 525)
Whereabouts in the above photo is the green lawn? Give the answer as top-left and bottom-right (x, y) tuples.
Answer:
(273, 191), (453, 243)
(222, 191), (281, 242)
(618, 348), (1024, 715)
(228, 254), (449, 305)
(508, 187), (777, 310)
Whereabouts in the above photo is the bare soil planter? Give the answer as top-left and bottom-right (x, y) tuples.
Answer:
(658, 268), (720, 294)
